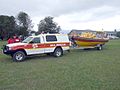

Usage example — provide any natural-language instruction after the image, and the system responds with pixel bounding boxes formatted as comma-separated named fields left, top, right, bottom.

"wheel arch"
left=14, top=49, right=27, bottom=55
left=54, top=46, right=63, bottom=52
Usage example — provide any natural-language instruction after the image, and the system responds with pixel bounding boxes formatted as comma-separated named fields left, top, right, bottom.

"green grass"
left=0, top=39, right=120, bottom=90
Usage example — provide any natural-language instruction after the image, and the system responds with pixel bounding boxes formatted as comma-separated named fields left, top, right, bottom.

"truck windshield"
left=22, top=37, right=33, bottom=43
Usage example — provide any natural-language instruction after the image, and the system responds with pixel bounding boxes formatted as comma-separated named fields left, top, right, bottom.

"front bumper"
left=3, top=49, right=15, bottom=55
left=2, top=46, right=15, bottom=55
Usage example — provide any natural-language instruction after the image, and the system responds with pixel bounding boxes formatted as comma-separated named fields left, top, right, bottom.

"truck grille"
left=3, top=45, right=9, bottom=51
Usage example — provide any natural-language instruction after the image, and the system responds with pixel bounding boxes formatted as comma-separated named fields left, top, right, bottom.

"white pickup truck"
left=3, top=34, right=71, bottom=62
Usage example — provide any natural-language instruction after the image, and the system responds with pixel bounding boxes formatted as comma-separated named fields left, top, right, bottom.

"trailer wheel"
left=97, top=45, right=102, bottom=50
left=13, top=51, right=26, bottom=62
left=53, top=48, right=63, bottom=57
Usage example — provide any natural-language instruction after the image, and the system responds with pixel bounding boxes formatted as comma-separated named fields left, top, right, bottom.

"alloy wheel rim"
left=56, top=51, right=61, bottom=56
left=16, top=54, right=23, bottom=60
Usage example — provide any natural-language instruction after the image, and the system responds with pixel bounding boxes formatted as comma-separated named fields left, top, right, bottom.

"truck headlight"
left=5, top=46, right=12, bottom=51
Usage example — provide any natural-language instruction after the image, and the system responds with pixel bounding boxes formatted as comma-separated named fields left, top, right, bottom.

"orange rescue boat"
left=73, top=36, right=109, bottom=47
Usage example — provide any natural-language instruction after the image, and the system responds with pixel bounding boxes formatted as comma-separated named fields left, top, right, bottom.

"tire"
left=97, top=45, right=102, bottom=50
left=53, top=48, right=63, bottom=57
left=13, top=51, right=26, bottom=62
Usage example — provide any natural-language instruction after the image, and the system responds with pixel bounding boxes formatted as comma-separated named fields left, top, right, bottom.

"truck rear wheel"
left=13, top=51, right=26, bottom=62
left=53, top=48, right=63, bottom=57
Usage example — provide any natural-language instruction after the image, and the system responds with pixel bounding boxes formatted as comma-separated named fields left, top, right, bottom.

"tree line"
left=0, top=11, right=61, bottom=40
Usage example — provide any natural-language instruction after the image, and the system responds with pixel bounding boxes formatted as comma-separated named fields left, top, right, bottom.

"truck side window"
left=31, top=37, right=40, bottom=43
left=46, top=35, right=57, bottom=42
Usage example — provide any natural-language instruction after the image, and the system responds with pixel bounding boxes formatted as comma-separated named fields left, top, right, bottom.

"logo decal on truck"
left=32, top=44, right=38, bottom=48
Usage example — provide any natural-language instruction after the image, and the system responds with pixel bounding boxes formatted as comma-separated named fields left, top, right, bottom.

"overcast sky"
left=0, top=0, right=120, bottom=31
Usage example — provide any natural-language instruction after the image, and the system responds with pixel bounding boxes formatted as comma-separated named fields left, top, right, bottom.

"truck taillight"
left=69, top=41, right=72, bottom=46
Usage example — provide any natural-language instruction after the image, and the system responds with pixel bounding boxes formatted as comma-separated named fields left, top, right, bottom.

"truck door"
left=27, top=37, right=44, bottom=55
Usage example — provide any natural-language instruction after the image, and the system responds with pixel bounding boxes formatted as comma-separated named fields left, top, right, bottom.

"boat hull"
left=73, top=37, right=109, bottom=47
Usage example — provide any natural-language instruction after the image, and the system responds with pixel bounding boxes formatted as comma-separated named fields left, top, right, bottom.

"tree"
left=16, top=11, right=33, bottom=36
left=0, top=15, right=16, bottom=39
left=38, top=16, right=61, bottom=33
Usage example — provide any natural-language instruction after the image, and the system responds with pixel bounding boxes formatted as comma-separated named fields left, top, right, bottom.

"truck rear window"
left=46, top=35, right=57, bottom=42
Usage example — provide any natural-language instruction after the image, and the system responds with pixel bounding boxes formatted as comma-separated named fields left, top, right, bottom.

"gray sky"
left=0, top=0, right=120, bottom=31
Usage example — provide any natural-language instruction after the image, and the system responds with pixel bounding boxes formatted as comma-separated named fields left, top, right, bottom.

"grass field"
left=0, top=40, right=120, bottom=90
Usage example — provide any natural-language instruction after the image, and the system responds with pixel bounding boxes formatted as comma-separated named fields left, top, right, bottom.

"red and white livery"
left=3, top=34, right=71, bottom=62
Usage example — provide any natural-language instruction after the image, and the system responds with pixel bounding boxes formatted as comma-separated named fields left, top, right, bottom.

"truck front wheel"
left=53, top=48, right=63, bottom=57
left=13, top=51, right=26, bottom=62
